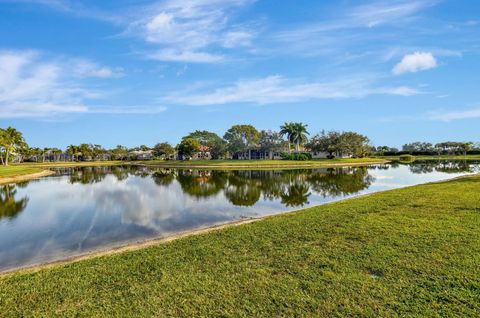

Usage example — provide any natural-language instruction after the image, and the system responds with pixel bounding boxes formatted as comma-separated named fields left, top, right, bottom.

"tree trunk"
left=5, top=149, right=9, bottom=166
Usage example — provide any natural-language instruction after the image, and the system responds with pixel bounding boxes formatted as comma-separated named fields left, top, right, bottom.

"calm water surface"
left=0, top=161, right=478, bottom=271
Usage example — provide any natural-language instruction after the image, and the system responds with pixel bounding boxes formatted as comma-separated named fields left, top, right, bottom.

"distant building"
left=129, top=150, right=154, bottom=160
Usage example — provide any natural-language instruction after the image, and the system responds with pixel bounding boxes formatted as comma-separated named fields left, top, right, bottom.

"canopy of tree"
left=306, top=130, right=371, bottom=158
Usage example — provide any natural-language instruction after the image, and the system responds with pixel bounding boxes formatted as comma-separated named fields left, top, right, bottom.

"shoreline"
left=16, top=159, right=389, bottom=170
left=139, top=160, right=389, bottom=169
left=0, top=169, right=55, bottom=185
left=2, top=172, right=473, bottom=276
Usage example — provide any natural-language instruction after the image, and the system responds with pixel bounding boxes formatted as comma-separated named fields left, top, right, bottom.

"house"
left=310, top=151, right=352, bottom=159
left=233, top=150, right=283, bottom=160
left=129, top=150, right=154, bottom=160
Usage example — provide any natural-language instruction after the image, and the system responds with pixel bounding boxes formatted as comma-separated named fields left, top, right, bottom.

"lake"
left=0, top=161, right=478, bottom=272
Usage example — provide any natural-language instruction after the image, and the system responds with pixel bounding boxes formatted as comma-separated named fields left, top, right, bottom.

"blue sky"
left=0, top=0, right=479, bottom=148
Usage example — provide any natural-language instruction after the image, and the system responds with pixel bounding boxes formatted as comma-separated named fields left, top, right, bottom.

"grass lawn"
left=0, top=165, right=44, bottom=178
left=380, top=154, right=480, bottom=161
left=1, top=175, right=479, bottom=317
left=17, top=161, right=127, bottom=168
left=16, top=158, right=387, bottom=170
left=140, top=157, right=388, bottom=168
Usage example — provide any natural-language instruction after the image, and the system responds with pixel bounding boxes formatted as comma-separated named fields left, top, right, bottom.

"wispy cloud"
left=161, top=75, right=422, bottom=106
left=347, top=0, right=437, bottom=28
left=71, top=59, right=124, bottom=78
left=146, top=49, right=224, bottom=63
left=429, top=108, right=480, bottom=121
left=271, top=0, right=438, bottom=57
left=126, top=0, right=256, bottom=63
left=0, top=50, right=159, bottom=118
left=392, top=51, right=438, bottom=75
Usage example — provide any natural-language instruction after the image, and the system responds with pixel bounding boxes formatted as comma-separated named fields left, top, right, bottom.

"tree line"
left=2, top=125, right=478, bottom=165
left=374, top=141, right=480, bottom=156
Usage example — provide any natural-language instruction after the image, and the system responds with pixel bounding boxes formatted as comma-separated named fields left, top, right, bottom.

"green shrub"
left=399, top=154, right=416, bottom=162
left=280, top=153, right=312, bottom=161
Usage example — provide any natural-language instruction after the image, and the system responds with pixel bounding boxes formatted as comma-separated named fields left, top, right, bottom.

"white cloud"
left=429, top=108, right=480, bottom=121
left=0, top=50, right=159, bottom=118
left=222, top=30, right=255, bottom=48
left=162, top=75, right=421, bottom=106
left=392, top=51, right=437, bottom=75
left=72, top=60, right=124, bottom=78
left=127, top=0, right=256, bottom=63
left=387, top=86, right=423, bottom=96
left=147, top=49, right=224, bottom=63
left=0, top=51, right=90, bottom=118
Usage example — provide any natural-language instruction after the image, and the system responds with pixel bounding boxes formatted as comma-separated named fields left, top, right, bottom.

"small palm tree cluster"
left=0, top=127, right=26, bottom=166
left=279, top=122, right=310, bottom=152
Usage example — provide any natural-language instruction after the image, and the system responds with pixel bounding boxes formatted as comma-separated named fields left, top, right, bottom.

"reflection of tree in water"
left=0, top=184, right=28, bottom=220
left=408, top=160, right=477, bottom=174
left=58, top=166, right=144, bottom=184
left=152, top=169, right=175, bottom=186
left=169, top=168, right=375, bottom=207
left=368, top=164, right=390, bottom=170
left=68, top=167, right=109, bottom=184
left=224, top=171, right=262, bottom=206
left=435, top=161, right=475, bottom=174
left=176, top=170, right=228, bottom=199
left=280, top=183, right=311, bottom=207
left=408, top=162, right=435, bottom=174
left=306, top=167, right=374, bottom=197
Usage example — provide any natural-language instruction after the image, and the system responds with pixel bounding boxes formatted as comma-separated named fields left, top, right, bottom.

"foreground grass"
left=0, top=165, right=43, bottom=178
left=1, top=175, right=480, bottom=317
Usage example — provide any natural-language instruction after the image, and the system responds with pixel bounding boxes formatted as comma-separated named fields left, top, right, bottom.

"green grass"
left=0, top=165, right=43, bottom=178
left=17, top=161, right=127, bottom=168
left=140, top=158, right=388, bottom=168
left=1, top=175, right=479, bottom=317
left=16, top=158, right=387, bottom=170
left=380, top=154, right=480, bottom=161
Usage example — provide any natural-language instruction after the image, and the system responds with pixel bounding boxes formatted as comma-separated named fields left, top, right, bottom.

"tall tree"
left=111, top=145, right=129, bottom=160
left=280, top=122, right=309, bottom=152
left=0, top=127, right=27, bottom=166
left=153, top=142, right=175, bottom=159
left=279, top=122, right=294, bottom=153
left=177, top=138, right=200, bottom=159
left=306, top=130, right=370, bottom=158
left=182, top=130, right=226, bottom=159
left=223, top=125, right=260, bottom=157
left=66, top=145, right=79, bottom=161
left=259, top=130, right=287, bottom=155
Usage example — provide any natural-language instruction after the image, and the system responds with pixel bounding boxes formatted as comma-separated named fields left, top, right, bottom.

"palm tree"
left=291, top=122, right=309, bottom=152
left=279, top=122, right=295, bottom=153
left=280, top=122, right=309, bottom=152
left=66, top=145, right=79, bottom=162
left=0, top=127, right=26, bottom=166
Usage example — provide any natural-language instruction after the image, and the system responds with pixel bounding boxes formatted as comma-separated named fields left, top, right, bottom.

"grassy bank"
left=16, top=161, right=127, bottom=168
left=380, top=154, right=480, bottom=161
left=16, top=158, right=387, bottom=169
left=139, top=158, right=388, bottom=168
left=0, top=165, right=44, bottom=178
left=1, top=175, right=479, bottom=316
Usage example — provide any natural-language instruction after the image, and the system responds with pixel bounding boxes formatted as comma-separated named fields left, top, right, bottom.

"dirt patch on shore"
left=0, top=170, right=55, bottom=185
